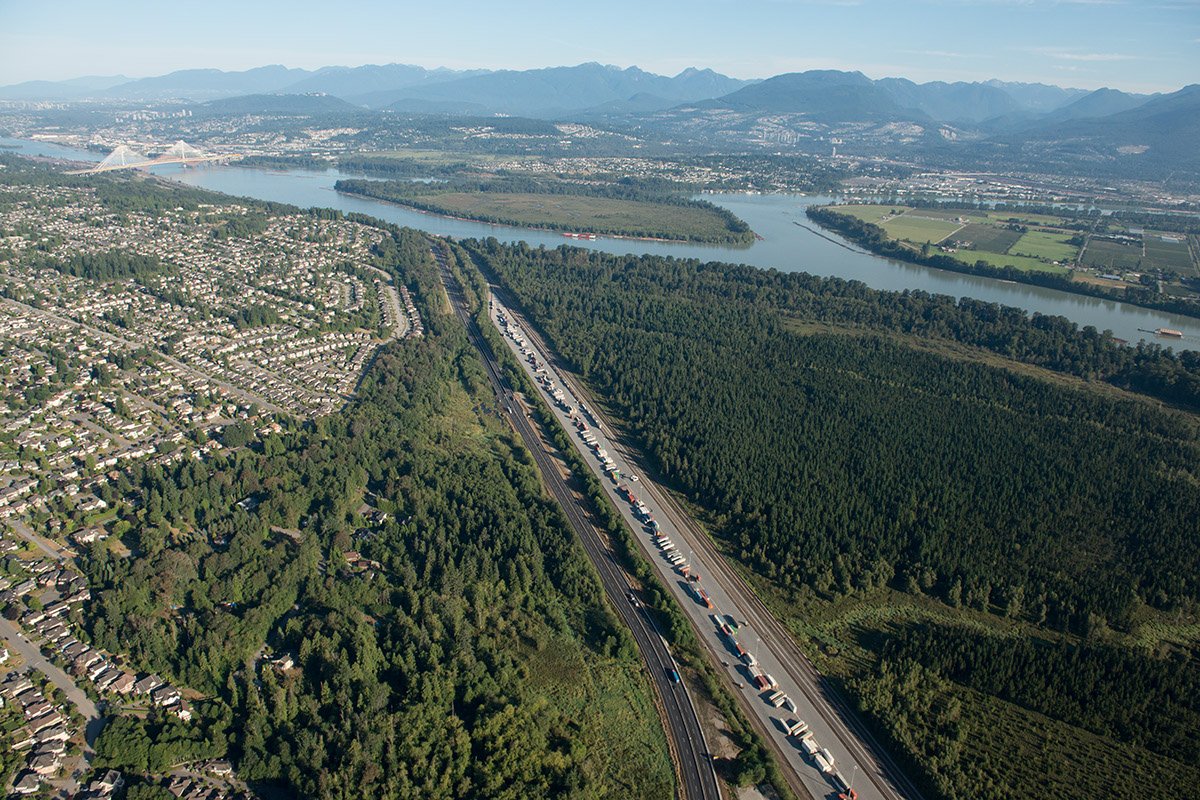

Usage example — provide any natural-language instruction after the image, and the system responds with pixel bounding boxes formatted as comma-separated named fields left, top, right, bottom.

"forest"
left=335, top=177, right=755, bottom=244
left=68, top=194, right=672, bottom=797
left=466, top=237, right=1200, bottom=798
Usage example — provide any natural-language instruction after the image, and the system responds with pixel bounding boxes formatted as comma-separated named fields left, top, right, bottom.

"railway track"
left=434, top=243, right=721, bottom=800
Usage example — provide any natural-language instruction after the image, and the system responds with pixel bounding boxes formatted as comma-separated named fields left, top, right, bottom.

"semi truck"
left=784, top=719, right=808, bottom=737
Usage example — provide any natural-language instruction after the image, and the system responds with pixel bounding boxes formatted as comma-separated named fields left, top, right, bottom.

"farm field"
left=880, top=214, right=963, bottom=244
left=1010, top=230, right=1079, bottom=263
left=952, top=223, right=1022, bottom=252
left=828, top=204, right=904, bottom=224
left=912, top=207, right=990, bottom=224
left=952, top=249, right=1070, bottom=274
left=1084, top=238, right=1144, bottom=271
left=1144, top=233, right=1195, bottom=273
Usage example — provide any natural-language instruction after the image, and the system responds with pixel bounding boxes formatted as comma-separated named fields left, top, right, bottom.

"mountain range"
left=2, top=62, right=1192, bottom=179
left=2, top=61, right=1149, bottom=124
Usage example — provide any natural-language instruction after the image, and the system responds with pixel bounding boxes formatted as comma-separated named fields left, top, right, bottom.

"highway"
left=432, top=244, right=721, bottom=800
left=484, top=283, right=922, bottom=800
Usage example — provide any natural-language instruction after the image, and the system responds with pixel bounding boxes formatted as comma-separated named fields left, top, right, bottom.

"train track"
left=433, top=244, right=722, bottom=800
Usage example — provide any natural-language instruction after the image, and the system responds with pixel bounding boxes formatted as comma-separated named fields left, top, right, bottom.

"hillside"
left=385, top=62, right=753, bottom=117
left=201, top=93, right=361, bottom=116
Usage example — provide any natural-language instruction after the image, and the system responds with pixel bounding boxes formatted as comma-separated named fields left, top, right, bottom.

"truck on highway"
left=834, top=772, right=859, bottom=800
left=784, top=719, right=809, bottom=737
left=667, top=668, right=681, bottom=684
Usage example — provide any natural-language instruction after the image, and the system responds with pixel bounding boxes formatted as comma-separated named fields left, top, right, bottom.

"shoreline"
left=806, top=205, right=1200, bottom=323
left=334, top=187, right=756, bottom=247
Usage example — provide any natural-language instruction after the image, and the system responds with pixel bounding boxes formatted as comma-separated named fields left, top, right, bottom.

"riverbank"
left=806, top=205, right=1200, bottom=321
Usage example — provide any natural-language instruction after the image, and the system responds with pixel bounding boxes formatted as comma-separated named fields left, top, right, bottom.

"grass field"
left=953, top=223, right=1022, bottom=253
left=1010, top=230, right=1079, bottom=263
left=1084, top=238, right=1144, bottom=271
left=829, top=204, right=906, bottom=224
left=880, top=215, right=963, bottom=244
left=913, top=208, right=990, bottom=225
left=525, top=636, right=674, bottom=799
left=400, top=191, right=749, bottom=242
left=952, top=249, right=1070, bottom=274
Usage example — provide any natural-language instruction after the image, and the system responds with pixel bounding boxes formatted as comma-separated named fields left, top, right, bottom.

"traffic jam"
left=493, top=296, right=863, bottom=800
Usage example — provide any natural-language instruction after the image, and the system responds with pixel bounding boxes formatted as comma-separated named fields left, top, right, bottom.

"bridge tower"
left=97, top=144, right=150, bottom=169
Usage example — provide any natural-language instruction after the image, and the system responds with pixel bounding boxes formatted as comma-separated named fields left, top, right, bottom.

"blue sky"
left=1, top=0, right=1196, bottom=92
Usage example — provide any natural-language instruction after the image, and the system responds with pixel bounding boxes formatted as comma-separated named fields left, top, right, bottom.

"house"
left=152, top=685, right=181, bottom=707
left=89, top=769, right=124, bottom=794
left=108, top=672, right=136, bottom=694
left=94, top=667, right=122, bottom=690
left=11, top=771, right=41, bottom=794
left=29, top=711, right=63, bottom=732
left=36, top=724, right=70, bottom=742
left=133, top=674, right=162, bottom=694
left=29, top=751, right=61, bottom=775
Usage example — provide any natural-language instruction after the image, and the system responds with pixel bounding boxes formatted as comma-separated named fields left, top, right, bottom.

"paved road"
left=7, top=518, right=73, bottom=563
left=434, top=244, right=721, bottom=800
left=0, top=617, right=103, bottom=753
left=486, top=284, right=922, bottom=800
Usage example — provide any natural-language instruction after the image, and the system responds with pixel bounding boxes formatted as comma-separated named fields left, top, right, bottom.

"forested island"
left=464, top=238, right=1200, bottom=799
left=335, top=177, right=755, bottom=244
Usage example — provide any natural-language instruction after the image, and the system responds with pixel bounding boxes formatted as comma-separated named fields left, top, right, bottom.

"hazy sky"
left=1, top=0, right=1197, bottom=93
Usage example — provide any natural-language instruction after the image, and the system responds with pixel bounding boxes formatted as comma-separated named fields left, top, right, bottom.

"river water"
left=6, top=136, right=1198, bottom=348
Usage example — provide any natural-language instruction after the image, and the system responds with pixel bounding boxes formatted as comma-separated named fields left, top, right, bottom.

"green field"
left=952, top=249, right=1070, bottom=274
left=828, top=204, right=905, bottom=224
left=913, top=208, right=990, bottom=225
left=1084, top=238, right=1144, bottom=271
left=953, top=223, right=1022, bottom=253
left=1144, top=233, right=1195, bottom=273
left=880, top=215, right=963, bottom=244
left=1010, top=230, right=1079, bottom=263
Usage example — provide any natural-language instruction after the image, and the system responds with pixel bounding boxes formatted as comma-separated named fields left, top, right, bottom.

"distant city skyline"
left=1, top=0, right=1196, bottom=93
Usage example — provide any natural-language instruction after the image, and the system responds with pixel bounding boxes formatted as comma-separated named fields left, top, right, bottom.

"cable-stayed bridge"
left=67, top=141, right=242, bottom=174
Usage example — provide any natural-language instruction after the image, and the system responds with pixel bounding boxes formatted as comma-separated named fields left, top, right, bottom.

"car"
left=627, top=591, right=641, bottom=608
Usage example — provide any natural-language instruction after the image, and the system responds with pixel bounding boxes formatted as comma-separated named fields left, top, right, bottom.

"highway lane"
left=486, top=284, right=919, bottom=800
left=433, top=244, right=721, bottom=800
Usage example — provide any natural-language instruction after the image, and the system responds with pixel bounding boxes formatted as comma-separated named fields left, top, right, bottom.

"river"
left=6, top=136, right=1198, bottom=348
